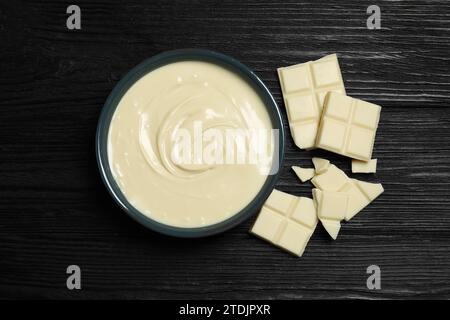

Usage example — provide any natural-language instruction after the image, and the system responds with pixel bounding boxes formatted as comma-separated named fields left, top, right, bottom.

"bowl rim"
left=95, top=49, right=285, bottom=238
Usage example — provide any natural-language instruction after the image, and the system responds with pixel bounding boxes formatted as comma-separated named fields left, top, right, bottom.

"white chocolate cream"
left=108, top=60, right=275, bottom=228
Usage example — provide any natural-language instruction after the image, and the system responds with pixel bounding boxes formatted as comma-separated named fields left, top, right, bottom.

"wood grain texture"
left=0, top=0, right=449, bottom=299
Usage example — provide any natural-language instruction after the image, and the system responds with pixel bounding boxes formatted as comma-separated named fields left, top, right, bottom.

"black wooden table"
left=1, top=0, right=449, bottom=299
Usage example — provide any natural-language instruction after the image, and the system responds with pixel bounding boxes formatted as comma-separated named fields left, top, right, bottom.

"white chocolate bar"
left=312, top=162, right=384, bottom=222
left=292, top=166, right=315, bottom=182
left=315, top=179, right=384, bottom=239
left=312, top=157, right=330, bottom=174
left=277, top=54, right=346, bottom=149
left=251, top=189, right=317, bottom=256
left=352, top=159, right=377, bottom=173
left=316, top=92, right=381, bottom=161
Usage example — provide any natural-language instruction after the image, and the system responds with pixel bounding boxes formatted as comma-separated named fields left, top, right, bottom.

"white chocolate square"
left=291, top=197, right=317, bottom=228
left=318, top=191, right=348, bottom=221
left=286, top=95, right=318, bottom=121
left=352, top=159, right=377, bottom=173
left=292, top=166, right=315, bottom=182
left=353, top=100, right=380, bottom=129
left=278, top=54, right=346, bottom=149
left=325, top=92, right=352, bottom=120
left=317, top=117, right=347, bottom=152
left=312, top=157, right=330, bottom=174
left=251, top=207, right=284, bottom=240
left=316, top=92, right=381, bottom=161
left=280, top=65, right=311, bottom=93
left=311, top=59, right=342, bottom=87
left=265, top=187, right=292, bottom=213
left=347, top=126, right=375, bottom=159
left=250, top=189, right=318, bottom=257
left=278, top=222, right=312, bottom=255
left=292, top=122, right=318, bottom=148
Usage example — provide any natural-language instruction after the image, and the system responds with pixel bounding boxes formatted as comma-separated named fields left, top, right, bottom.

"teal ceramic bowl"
left=96, top=49, right=285, bottom=237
